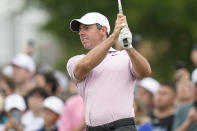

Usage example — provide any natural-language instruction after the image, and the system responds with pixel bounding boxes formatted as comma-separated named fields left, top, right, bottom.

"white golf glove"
left=118, top=27, right=133, bottom=49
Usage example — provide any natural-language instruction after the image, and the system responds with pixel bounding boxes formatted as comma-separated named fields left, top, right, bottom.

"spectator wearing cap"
left=3, top=94, right=26, bottom=131
left=11, top=53, right=36, bottom=96
left=37, top=96, right=64, bottom=131
left=135, top=77, right=160, bottom=113
left=149, top=83, right=176, bottom=131
left=173, top=70, right=197, bottom=131
left=22, top=87, right=48, bottom=131
left=59, top=80, right=85, bottom=131
left=0, top=74, right=15, bottom=128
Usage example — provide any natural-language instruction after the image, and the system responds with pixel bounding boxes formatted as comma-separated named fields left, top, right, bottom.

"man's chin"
left=83, top=44, right=91, bottom=50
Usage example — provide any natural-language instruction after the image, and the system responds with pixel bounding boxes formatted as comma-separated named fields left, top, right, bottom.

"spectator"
left=174, top=63, right=193, bottom=107
left=35, top=72, right=46, bottom=88
left=0, top=74, right=15, bottom=129
left=134, top=99, right=152, bottom=131
left=11, top=53, right=36, bottom=96
left=4, top=94, right=26, bottom=131
left=1, top=42, right=35, bottom=77
left=59, top=80, right=85, bottom=131
left=37, top=96, right=64, bottom=131
left=0, top=92, right=6, bottom=130
left=173, top=71, right=197, bottom=131
left=22, top=87, right=48, bottom=131
left=61, top=78, right=79, bottom=101
left=149, top=83, right=176, bottom=131
left=54, top=71, right=69, bottom=93
left=190, top=44, right=197, bottom=67
left=35, top=72, right=61, bottom=96
left=135, top=77, right=160, bottom=113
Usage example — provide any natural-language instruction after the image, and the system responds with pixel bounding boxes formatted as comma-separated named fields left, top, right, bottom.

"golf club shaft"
left=118, top=0, right=123, bottom=14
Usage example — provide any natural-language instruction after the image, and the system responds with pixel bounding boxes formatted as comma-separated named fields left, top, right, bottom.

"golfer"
left=67, top=12, right=151, bottom=131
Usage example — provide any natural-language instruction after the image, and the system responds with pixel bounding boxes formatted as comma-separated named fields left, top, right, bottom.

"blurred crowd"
left=133, top=45, right=197, bottom=131
left=0, top=44, right=85, bottom=131
left=0, top=43, right=197, bottom=131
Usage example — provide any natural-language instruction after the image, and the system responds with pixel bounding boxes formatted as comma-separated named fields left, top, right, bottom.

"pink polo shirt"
left=67, top=48, right=136, bottom=126
left=59, top=94, right=85, bottom=131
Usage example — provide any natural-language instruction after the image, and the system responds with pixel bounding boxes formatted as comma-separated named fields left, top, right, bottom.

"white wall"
left=0, top=1, right=60, bottom=67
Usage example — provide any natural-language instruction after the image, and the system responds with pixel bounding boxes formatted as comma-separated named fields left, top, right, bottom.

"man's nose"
left=79, top=30, right=85, bottom=36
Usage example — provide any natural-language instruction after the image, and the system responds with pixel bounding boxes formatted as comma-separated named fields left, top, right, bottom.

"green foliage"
left=27, top=0, right=197, bottom=81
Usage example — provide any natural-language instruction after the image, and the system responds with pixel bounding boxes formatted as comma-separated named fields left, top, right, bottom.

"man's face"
left=28, top=95, right=44, bottom=113
left=78, top=24, right=104, bottom=49
left=176, top=83, right=193, bottom=102
left=136, top=87, right=153, bottom=108
left=12, top=65, right=30, bottom=85
left=154, top=85, right=175, bottom=109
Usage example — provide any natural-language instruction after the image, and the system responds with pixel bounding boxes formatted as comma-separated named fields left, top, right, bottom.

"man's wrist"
left=108, top=34, right=117, bottom=44
left=125, top=47, right=134, bottom=51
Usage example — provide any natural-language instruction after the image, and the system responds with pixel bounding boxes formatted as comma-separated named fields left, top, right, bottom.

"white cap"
left=54, top=71, right=69, bottom=90
left=191, top=68, right=197, bottom=83
left=2, top=65, right=13, bottom=77
left=70, top=12, right=110, bottom=34
left=43, top=96, right=64, bottom=115
left=4, top=94, right=26, bottom=112
left=11, top=53, right=36, bottom=73
left=139, top=77, right=160, bottom=94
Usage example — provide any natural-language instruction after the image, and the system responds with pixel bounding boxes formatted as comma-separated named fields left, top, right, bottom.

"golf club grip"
left=118, top=0, right=129, bottom=47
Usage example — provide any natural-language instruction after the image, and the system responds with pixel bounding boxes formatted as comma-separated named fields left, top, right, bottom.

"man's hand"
left=118, top=27, right=133, bottom=49
left=21, top=42, right=34, bottom=56
left=112, top=13, right=132, bottom=49
left=4, top=118, right=23, bottom=131
left=187, top=107, right=197, bottom=124
left=112, top=14, right=128, bottom=41
left=174, top=68, right=190, bottom=82
left=177, top=107, right=197, bottom=131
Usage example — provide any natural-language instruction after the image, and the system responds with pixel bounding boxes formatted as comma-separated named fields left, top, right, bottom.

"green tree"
left=26, top=0, right=197, bottom=81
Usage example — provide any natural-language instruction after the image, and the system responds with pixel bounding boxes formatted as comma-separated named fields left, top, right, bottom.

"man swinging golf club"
left=67, top=10, right=151, bottom=131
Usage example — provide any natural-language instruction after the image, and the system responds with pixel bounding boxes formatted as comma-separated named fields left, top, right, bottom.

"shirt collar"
left=108, top=47, right=117, bottom=52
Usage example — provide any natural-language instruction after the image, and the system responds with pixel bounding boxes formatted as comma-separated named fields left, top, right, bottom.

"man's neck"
left=32, top=110, right=42, bottom=117
left=154, top=106, right=175, bottom=118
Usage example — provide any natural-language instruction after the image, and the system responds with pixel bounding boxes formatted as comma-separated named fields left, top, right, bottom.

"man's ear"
left=101, top=26, right=107, bottom=36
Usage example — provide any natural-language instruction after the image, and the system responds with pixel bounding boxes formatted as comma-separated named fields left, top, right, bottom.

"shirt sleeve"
left=121, top=50, right=136, bottom=78
left=129, top=60, right=137, bottom=79
left=66, top=55, right=85, bottom=83
left=172, top=104, right=191, bottom=130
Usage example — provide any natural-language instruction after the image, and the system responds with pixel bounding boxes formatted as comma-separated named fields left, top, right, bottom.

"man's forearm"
left=176, top=120, right=192, bottom=131
left=74, top=34, right=116, bottom=80
left=126, top=48, right=151, bottom=79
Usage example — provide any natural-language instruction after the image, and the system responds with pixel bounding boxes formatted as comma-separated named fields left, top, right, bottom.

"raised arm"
left=176, top=108, right=197, bottom=131
left=74, top=14, right=123, bottom=80
left=126, top=48, right=151, bottom=79
left=116, top=14, right=151, bottom=79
